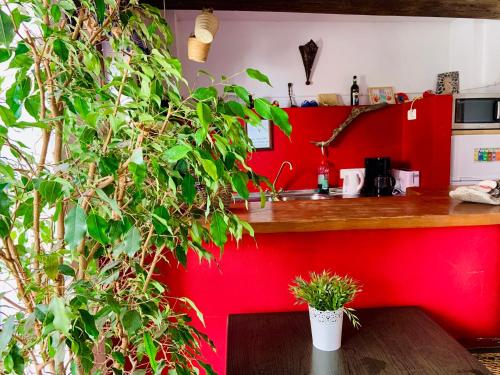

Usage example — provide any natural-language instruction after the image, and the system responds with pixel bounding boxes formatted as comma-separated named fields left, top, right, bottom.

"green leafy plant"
left=290, top=271, right=361, bottom=327
left=0, top=1, right=291, bottom=374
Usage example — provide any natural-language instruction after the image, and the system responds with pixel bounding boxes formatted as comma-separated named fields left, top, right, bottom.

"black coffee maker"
left=361, top=157, right=396, bottom=197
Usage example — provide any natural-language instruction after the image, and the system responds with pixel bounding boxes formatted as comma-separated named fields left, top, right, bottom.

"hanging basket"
left=188, top=35, right=211, bottom=63
left=194, top=9, right=219, bottom=44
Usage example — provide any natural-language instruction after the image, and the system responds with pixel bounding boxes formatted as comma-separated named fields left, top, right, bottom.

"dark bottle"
left=317, top=146, right=330, bottom=194
left=248, top=94, right=254, bottom=109
left=350, top=75, right=360, bottom=106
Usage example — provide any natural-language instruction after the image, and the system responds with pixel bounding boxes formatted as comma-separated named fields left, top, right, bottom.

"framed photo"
left=368, top=87, right=396, bottom=105
left=246, top=119, right=273, bottom=150
left=436, top=71, right=459, bottom=94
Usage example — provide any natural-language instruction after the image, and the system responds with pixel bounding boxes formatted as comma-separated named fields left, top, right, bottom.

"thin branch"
left=311, top=103, right=388, bottom=147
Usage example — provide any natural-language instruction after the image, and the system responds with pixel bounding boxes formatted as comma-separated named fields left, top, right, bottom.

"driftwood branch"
left=311, top=103, right=388, bottom=147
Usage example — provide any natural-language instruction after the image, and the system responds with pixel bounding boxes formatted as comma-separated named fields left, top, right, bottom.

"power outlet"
left=407, top=109, right=417, bottom=120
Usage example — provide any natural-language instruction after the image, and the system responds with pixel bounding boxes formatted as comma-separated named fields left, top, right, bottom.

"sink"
left=234, top=189, right=343, bottom=203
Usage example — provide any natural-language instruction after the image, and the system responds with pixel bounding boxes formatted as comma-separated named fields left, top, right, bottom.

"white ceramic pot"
left=194, top=10, right=219, bottom=44
left=308, top=305, right=344, bottom=351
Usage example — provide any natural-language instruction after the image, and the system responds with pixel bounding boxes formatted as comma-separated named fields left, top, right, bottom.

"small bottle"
left=317, top=146, right=330, bottom=194
left=350, top=75, right=360, bottom=106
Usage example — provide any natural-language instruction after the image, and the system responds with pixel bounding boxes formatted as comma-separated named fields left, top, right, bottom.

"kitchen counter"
left=164, top=188, right=500, bottom=374
left=231, top=189, right=500, bottom=233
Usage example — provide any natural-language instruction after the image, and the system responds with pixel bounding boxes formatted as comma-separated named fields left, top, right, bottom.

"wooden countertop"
left=230, top=190, right=500, bottom=233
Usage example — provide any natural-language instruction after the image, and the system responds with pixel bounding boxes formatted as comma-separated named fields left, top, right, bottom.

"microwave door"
left=454, top=98, right=500, bottom=129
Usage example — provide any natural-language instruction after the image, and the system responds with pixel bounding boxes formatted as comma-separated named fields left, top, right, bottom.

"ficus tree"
left=0, top=0, right=291, bottom=374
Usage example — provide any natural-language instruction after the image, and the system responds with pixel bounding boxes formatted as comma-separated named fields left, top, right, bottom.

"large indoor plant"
left=0, top=1, right=291, bottom=373
left=290, top=271, right=360, bottom=351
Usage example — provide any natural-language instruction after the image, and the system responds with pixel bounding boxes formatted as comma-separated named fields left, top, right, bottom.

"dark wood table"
left=227, top=307, right=489, bottom=375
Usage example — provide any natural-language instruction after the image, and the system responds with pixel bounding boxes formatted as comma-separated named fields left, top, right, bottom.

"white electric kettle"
left=340, top=168, right=365, bottom=196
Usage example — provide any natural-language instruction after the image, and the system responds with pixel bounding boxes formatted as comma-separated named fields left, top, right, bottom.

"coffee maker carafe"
left=361, top=157, right=395, bottom=197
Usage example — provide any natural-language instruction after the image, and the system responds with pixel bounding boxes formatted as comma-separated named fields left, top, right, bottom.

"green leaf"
left=197, top=102, right=212, bottom=128
left=243, top=106, right=261, bottom=126
left=53, top=39, right=69, bottom=62
left=0, top=316, right=15, bottom=353
left=9, top=344, right=24, bottom=375
left=0, top=216, right=9, bottom=237
left=246, top=68, right=272, bottom=86
left=0, top=48, right=10, bottom=63
left=79, top=310, right=99, bottom=339
left=152, top=206, right=170, bottom=235
left=226, top=101, right=245, bottom=118
left=271, top=105, right=292, bottom=137
left=14, top=43, right=28, bottom=57
left=112, top=351, right=125, bottom=366
left=0, top=10, right=14, bottom=47
left=64, top=206, right=87, bottom=250
left=50, top=5, right=62, bottom=22
left=198, top=360, right=217, bottom=375
left=44, top=253, right=59, bottom=281
left=182, top=174, right=196, bottom=204
left=0, top=105, right=16, bottom=126
left=210, top=211, right=227, bottom=248
left=119, top=226, right=141, bottom=257
left=58, top=264, right=75, bottom=277
left=94, top=0, right=105, bottom=24
left=86, top=214, right=110, bottom=244
left=8, top=54, right=33, bottom=71
left=200, top=158, right=218, bottom=180
left=254, top=98, right=272, bottom=119
left=4, top=354, right=13, bottom=373
left=163, top=144, right=191, bottom=162
left=175, top=245, right=187, bottom=267
left=11, top=8, right=30, bottom=29
left=49, top=297, right=71, bottom=336
left=234, top=86, right=250, bottom=105
left=24, top=95, right=40, bottom=120
left=59, top=0, right=76, bottom=11
left=39, top=180, right=63, bottom=204
left=96, top=189, right=122, bottom=219
left=232, top=172, right=249, bottom=200
left=143, top=332, right=158, bottom=372
left=122, top=310, right=142, bottom=336
left=192, top=87, right=217, bottom=101
left=128, top=148, right=147, bottom=187
left=180, top=297, right=205, bottom=327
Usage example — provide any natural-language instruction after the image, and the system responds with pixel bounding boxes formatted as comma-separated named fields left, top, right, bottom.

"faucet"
left=271, top=161, right=293, bottom=200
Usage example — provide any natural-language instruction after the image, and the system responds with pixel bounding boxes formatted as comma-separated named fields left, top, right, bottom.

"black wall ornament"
left=299, top=39, right=318, bottom=85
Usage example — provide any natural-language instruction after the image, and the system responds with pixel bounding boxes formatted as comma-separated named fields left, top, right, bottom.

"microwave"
left=452, top=93, right=500, bottom=130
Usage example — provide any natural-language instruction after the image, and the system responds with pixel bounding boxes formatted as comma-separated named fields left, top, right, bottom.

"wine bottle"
left=317, top=146, right=330, bottom=194
left=350, top=75, right=360, bottom=106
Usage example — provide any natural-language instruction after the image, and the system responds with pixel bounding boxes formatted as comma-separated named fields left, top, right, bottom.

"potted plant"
left=290, top=271, right=360, bottom=351
left=0, top=1, right=291, bottom=373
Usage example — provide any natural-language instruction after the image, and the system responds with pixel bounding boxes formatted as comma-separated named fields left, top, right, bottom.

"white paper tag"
left=407, top=109, right=417, bottom=120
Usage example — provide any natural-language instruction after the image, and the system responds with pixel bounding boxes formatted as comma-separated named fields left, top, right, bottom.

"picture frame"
left=368, top=87, right=396, bottom=105
left=246, top=119, right=273, bottom=150
left=436, top=71, right=459, bottom=94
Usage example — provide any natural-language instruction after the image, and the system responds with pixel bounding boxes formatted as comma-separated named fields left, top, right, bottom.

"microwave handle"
left=496, top=100, right=500, bottom=121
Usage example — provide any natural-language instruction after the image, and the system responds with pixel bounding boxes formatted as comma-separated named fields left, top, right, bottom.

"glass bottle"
left=350, top=75, right=360, bottom=106
left=317, top=146, right=330, bottom=194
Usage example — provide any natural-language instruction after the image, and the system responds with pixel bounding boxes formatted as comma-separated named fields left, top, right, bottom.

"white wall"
left=166, top=11, right=500, bottom=104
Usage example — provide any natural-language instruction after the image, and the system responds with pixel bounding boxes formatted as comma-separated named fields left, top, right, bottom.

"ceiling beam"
left=145, top=0, right=500, bottom=19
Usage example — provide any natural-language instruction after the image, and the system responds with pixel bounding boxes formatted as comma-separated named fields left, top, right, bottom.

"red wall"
left=248, top=95, right=452, bottom=190
left=161, top=225, right=500, bottom=374
left=161, top=97, right=469, bottom=374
